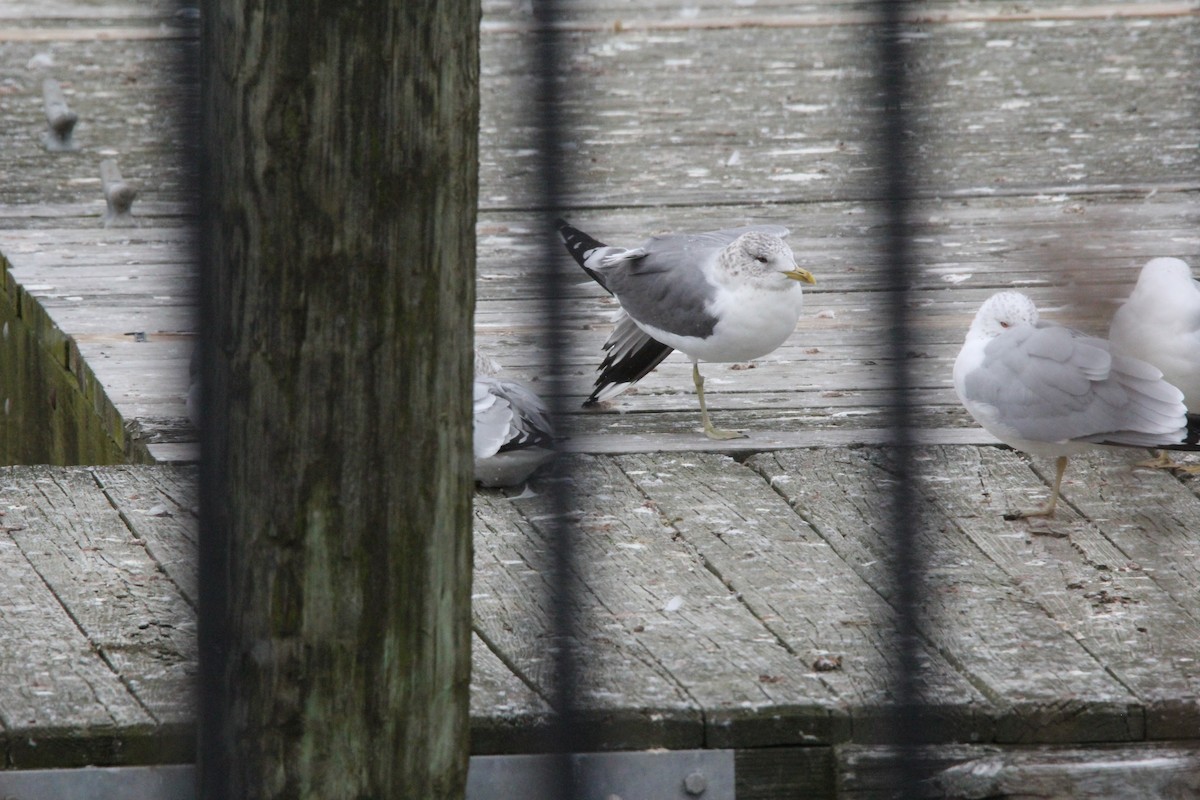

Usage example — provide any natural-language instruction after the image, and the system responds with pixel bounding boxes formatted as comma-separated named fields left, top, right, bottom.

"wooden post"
left=196, top=1, right=479, bottom=797
left=99, top=159, right=137, bottom=227
left=42, top=78, right=78, bottom=151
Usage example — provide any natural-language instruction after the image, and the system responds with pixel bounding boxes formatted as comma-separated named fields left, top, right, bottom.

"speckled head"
left=724, top=231, right=815, bottom=285
left=970, top=291, right=1038, bottom=339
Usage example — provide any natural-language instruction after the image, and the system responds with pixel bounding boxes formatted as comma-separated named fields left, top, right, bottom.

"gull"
left=557, top=219, right=815, bottom=440
left=474, top=351, right=555, bottom=488
left=954, top=291, right=1187, bottom=519
left=1108, top=257, right=1200, bottom=473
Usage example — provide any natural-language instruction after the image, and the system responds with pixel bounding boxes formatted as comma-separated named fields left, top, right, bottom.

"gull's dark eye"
left=755, top=255, right=769, bottom=264
left=999, top=321, right=1011, bottom=328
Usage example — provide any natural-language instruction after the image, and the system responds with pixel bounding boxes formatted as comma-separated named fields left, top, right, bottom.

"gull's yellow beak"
left=784, top=267, right=816, bottom=285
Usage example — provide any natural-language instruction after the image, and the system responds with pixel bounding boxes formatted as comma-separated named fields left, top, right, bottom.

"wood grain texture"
left=477, top=13, right=1199, bottom=208
left=615, top=451, right=989, bottom=745
left=197, top=0, right=480, bottom=796
left=838, top=742, right=1200, bottom=800
left=0, top=467, right=189, bottom=768
left=3, top=468, right=195, bottom=725
left=91, top=465, right=199, bottom=609
left=924, top=446, right=1200, bottom=740
left=469, top=631, right=555, bottom=755
left=749, top=448, right=1145, bottom=743
left=473, top=483, right=707, bottom=750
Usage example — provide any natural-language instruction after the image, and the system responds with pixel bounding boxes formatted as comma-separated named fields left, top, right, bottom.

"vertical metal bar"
left=874, top=0, right=926, bottom=795
left=167, top=1, right=227, bottom=795
left=184, top=1, right=232, bottom=795
left=529, top=1, right=585, bottom=798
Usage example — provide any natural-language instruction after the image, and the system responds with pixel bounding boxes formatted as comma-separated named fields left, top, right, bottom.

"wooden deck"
left=2, top=0, right=1200, bottom=796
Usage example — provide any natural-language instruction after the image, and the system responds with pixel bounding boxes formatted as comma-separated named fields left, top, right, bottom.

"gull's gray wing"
left=964, top=322, right=1186, bottom=446
left=473, top=379, right=513, bottom=459
left=474, top=376, right=554, bottom=459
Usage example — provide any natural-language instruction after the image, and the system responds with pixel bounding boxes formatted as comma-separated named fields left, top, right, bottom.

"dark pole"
left=530, top=0, right=586, bottom=795
left=875, top=0, right=926, bottom=795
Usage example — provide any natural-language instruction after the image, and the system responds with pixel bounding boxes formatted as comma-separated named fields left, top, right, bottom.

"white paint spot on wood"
left=768, top=172, right=824, bottom=183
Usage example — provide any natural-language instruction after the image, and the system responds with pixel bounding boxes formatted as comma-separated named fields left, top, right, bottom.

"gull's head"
left=729, top=231, right=816, bottom=286
left=970, top=291, right=1038, bottom=340
left=1137, top=257, right=1194, bottom=290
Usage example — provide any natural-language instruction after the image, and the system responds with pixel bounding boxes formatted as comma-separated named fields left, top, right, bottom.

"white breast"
left=639, top=282, right=805, bottom=362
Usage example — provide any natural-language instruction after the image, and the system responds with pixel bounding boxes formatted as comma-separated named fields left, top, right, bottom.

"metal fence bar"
left=874, top=0, right=928, bottom=795
left=180, top=0, right=231, bottom=792
left=529, top=1, right=587, bottom=798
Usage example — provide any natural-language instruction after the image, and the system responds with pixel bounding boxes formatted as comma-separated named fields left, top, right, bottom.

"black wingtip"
left=1160, top=413, right=1200, bottom=451
left=555, top=218, right=608, bottom=269
left=584, top=339, right=674, bottom=405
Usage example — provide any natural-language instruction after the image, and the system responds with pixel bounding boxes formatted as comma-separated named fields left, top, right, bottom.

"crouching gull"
left=474, top=351, right=555, bottom=488
left=1108, top=257, right=1200, bottom=473
left=556, top=219, right=816, bottom=440
left=954, top=291, right=1188, bottom=519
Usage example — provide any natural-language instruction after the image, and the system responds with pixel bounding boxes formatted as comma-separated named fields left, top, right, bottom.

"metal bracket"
left=0, top=765, right=193, bottom=800
left=466, top=749, right=736, bottom=800
left=0, top=750, right=736, bottom=799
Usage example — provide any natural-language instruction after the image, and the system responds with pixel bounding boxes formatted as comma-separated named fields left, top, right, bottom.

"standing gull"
left=474, top=351, right=555, bottom=488
left=954, top=291, right=1187, bottom=519
left=557, top=219, right=816, bottom=440
left=1108, top=257, right=1200, bottom=473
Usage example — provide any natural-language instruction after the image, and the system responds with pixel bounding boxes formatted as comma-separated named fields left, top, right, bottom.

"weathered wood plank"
left=921, top=446, right=1200, bottom=740
left=838, top=742, right=1200, bottom=800
left=473, top=487, right=706, bottom=750
left=2, top=467, right=196, bottom=732
left=0, top=0, right=177, bottom=21
left=477, top=450, right=998, bottom=749
left=735, top=745, right=836, bottom=800
left=477, top=16, right=1200, bottom=207
left=90, top=465, right=199, bottom=609
left=142, top=441, right=199, bottom=464
left=475, top=197, right=1200, bottom=294
left=481, top=0, right=1200, bottom=29
left=565, top=427, right=999, bottom=455
left=1059, top=450, right=1200, bottom=628
left=470, top=633, right=555, bottom=755
left=748, top=448, right=1143, bottom=743
left=522, top=455, right=853, bottom=747
left=614, top=451, right=993, bottom=745
left=0, top=513, right=155, bottom=768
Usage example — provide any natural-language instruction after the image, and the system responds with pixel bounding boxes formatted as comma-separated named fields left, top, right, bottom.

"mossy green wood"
left=199, top=1, right=479, bottom=797
left=0, top=279, right=125, bottom=466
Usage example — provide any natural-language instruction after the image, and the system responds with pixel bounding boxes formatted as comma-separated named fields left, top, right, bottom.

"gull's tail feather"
left=556, top=219, right=675, bottom=405
left=586, top=340, right=674, bottom=406
left=1162, top=413, right=1200, bottom=450
left=555, top=218, right=625, bottom=292
left=585, top=313, right=674, bottom=406
left=555, top=218, right=606, bottom=266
